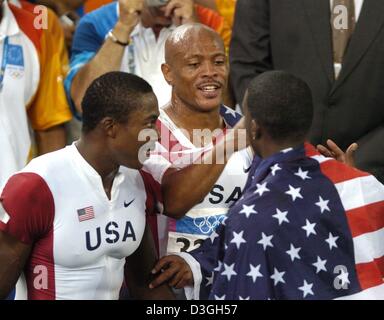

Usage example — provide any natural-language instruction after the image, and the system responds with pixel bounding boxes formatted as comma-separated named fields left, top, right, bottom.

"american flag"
left=188, top=143, right=384, bottom=300
left=77, top=206, right=95, bottom=222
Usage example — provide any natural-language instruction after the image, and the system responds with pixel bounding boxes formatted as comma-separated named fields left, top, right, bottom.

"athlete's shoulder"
left=3, top=171, right=49, bottom=198
left=1, top=171, right=55, bottom=244
left=119, top=166, right=145, bottom=185
left=23, top=146, right=73, bottom=178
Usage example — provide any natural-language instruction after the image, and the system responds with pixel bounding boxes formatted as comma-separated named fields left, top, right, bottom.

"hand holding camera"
left=118, top=0, right=144, bottom=29
left=164, top=0, right=198, bottom=26
left=147, top=0, right=199, bottom=26
left=114, top=0, right=144, bottom=43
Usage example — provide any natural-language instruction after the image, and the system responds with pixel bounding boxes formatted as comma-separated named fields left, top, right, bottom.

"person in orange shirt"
left=83, top=0, right=111, bottom=12
left=195, top=0, right=235, bottom=28
left=24, top=1, right=84, bottom=48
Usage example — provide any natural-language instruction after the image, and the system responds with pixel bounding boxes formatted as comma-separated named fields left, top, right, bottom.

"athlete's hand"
left=149, top=255, right=193, bottom=289
left=118, top=0, right=143, bottom=29
left=164, top=0, right=199, bottom=26
left=317, top=139, right=358, bottom=167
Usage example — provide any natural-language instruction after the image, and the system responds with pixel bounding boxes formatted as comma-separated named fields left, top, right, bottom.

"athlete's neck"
left=75, top=138, right=119, bottom=198
left=254, top=136, right=304, bottom=159
left=165, top=98, right=224, bottom=147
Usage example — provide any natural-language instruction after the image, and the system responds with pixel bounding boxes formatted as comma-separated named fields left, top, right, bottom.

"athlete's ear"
left=161, top=63, right=173, bottom=86
left=101, top=117, right=117, bottom=138
left=250, top=119, right=262, bottom=141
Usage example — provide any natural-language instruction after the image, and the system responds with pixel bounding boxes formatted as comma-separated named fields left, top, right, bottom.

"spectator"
left=25, top=0, right=84, bottom=48
left=195, top=0, right=236, bottom=27
left=0, top=0, right=72, bottom=188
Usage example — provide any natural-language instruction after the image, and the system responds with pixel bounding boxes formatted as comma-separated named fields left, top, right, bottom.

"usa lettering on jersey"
left=85, top=220, right=137, bottom=251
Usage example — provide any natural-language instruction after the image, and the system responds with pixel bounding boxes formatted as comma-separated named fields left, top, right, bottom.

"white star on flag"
left=254, top=182, right=270, bottom=197
left=272, top=208, right=289, bottom=225
left=281, top=148, right=293, bottom=153
left=246, top=264, right=263, bottom=283
left=206, top=272, right=214, bottom=287
left=285, top=185, right=303, bottom=201
left=294, top=167, right=311, bottom=180
left=298, top=280, right=314, bottom=298
left=312, top=256, right=327, bottom=274
left=325, top=232, right=339, bottom=250
left=210, top=230, right=219, bottom=243
left=257, top=232, right=274, bottom=250
left=286, top=244, right=301, bottom=262
left=225, top=108, right=237, bottom=118
left=302, top=219, right=317, bottom=237
left=221, top=263, right=237, bottom=281
left=270, top=268, right=286, bottom=286
left=231, top=230, right=247, bottom=249
left=214, top=294, right=226, bottom=300
left=315, top=196, right=330, bottom=213
left=239, top=204, right=257, bottom=218
left=239, top=296, right=250, bottom=300
left=270, top=163, right=282, bottom=176
left=214, top=261, right=222, bottom=272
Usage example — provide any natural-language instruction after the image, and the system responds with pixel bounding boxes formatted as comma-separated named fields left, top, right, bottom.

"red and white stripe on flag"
left=306, top=144, right=384, bottom=298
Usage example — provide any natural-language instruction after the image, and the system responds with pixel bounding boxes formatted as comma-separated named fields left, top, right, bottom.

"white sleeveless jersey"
left=143, top=106, right=253, bottom=255
left=0, top=144, right=160, bottom=300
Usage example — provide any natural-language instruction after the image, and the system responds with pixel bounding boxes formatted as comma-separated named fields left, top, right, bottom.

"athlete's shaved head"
left=161, top=23, right=227, bottom=113
left=164, top=23, right=225, bottom=66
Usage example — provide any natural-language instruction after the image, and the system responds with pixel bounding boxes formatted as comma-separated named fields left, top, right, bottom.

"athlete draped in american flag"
left=149, top=71, right=384, bottom=300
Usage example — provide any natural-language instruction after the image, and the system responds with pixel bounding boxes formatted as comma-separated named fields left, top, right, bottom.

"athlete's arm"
left=0, top=231, right=31, bottom=299
left=162, top=119, right=248, bottom=219
left=70, top=0, right=142, bottom=112
left=0, top=173, right=55, bottom=299
left=124, top=223, right=175, bottom=299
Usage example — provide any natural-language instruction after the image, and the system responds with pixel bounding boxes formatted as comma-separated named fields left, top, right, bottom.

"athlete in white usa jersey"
left=1, top=145, right=158, bottom=299
left=142, top=24, right=254, bottom=258
left=0, top=72, right=174, bottom=300
left=145, top=106, right=253, bottom=255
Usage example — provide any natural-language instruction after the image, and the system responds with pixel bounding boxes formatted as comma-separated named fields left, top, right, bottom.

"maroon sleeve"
left=0, top=173, right=55, bottom=244
left=140, top=170, right=163, bottom=216
left=139, top=170, right=163, bottom=256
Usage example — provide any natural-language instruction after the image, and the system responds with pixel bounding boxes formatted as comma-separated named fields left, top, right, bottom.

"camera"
left=146, top=0, right=169, bottom=7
